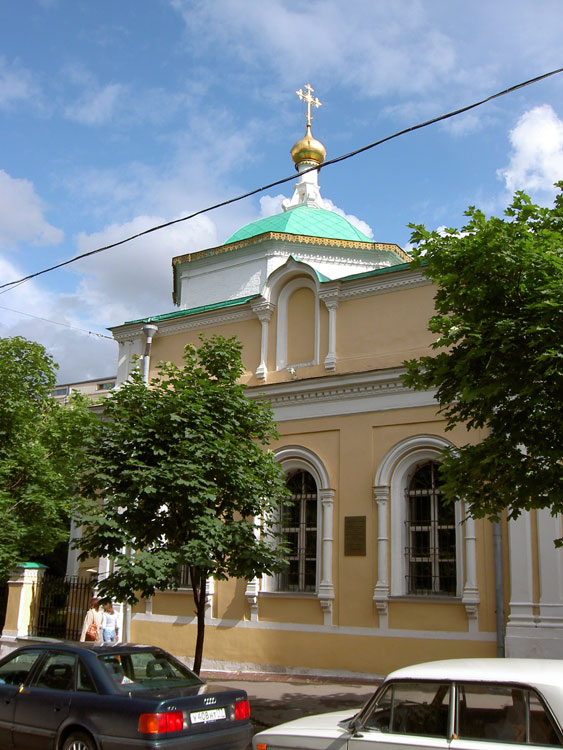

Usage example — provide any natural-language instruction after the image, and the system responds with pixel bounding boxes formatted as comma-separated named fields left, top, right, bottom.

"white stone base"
left=505, top=626, right=563, bottom=658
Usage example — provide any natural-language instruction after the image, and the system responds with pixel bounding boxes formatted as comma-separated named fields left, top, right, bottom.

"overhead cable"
left=0, top=304, right=114, bottom=340
left=0, top=66, right=562, bottom=294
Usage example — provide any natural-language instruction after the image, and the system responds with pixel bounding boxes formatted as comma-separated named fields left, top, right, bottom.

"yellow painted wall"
left=131, top=617, right=496, bottom=677
left=336, top=284, right=436, bottom=372
left=287, top=287, right=315, bottom=365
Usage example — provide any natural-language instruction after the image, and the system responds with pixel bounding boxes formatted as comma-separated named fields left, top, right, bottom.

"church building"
left=92, top=86, right=563, bottom=676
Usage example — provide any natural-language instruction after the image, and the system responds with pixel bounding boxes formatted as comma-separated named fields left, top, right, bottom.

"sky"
left=1, top=0, right=562, bottom=383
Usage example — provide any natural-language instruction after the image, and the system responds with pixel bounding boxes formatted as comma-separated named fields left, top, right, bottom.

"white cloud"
left=498, top=105, right=563, bottom=199
left=172, top=0, right=459, bottom=100
left=322, top=198, right=374, bottom=238
left=65, top=82, right=125, bottom=125
left=0, top=56, right=37, bottom=109
left=0, top=170, right=63, bottom=248
left=0, top=253, right=116, bottom=383
left=72, top=212, right=218, bottom=325
left=259, top=194, right=284, bottom=217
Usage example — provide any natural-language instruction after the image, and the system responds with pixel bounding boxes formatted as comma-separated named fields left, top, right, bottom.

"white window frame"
left=375, top=435, right=464, bottom=599
left=258, top=446, right=335, bottom=623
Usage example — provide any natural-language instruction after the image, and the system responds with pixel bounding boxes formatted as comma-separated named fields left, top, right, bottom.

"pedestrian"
left=80, top=597, right=103, bottom=642
left=101, top=601, right=119, bottom=643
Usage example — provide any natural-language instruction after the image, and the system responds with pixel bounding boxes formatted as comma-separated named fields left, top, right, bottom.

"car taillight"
left=138, top=711, right=184, bottom=734
left=255, top=744, right=268, bottom=750
left=234, top=699, right=251, bottom=720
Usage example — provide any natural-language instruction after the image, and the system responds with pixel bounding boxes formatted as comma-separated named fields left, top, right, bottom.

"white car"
left=253, top=658, right=563, bottom=750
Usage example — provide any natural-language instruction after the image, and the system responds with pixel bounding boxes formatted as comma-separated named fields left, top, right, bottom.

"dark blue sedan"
left=0, top=642, right=252, bottom=749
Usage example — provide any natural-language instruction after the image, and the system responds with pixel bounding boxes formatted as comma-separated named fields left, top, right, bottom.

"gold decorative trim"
left=172, top=232, right=411, bottom=266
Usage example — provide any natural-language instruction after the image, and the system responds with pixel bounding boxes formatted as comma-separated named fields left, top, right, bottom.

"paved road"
left=205, top=673, right=379, bottom=748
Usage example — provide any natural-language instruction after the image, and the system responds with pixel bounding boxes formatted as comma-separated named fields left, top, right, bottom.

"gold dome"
left=290, top=123, right=327, bottom=169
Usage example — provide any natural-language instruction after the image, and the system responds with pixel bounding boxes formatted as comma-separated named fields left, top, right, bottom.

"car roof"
left=9, top=641, right=164, bottom=655
left=387, top=658, right=563, bottom=690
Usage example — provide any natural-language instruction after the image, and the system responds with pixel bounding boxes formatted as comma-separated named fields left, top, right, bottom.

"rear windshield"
left=98, top=651, right=203, bottom=693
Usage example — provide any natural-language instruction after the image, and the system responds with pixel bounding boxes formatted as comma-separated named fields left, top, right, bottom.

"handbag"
left=85, top=622, right=98, bottom=641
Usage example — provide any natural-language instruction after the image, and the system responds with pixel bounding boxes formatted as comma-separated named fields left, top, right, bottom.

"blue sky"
left=1, top=0, right=562, bottom=382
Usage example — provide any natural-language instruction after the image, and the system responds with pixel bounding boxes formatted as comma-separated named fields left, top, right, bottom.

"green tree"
left=403, top=187, right=563, bottom=524
left=0, top=336, right=95, bottom=582
left=78, top=335, right=289, bottom=673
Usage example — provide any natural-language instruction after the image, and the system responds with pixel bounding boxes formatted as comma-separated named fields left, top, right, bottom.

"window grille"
left=174, top=564, right=191, bottom=589
left=405, top=461, right=456, bottom=596
left=278, top=469, right=317, bottom=592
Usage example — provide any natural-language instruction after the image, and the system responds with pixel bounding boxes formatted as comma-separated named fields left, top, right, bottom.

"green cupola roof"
left=225, top=205, right=373, bottom=245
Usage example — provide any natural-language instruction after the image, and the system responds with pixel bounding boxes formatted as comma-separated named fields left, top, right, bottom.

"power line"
left=1, top=66, right=561, bottom=294
left=0, top=304, right=114, bottom=340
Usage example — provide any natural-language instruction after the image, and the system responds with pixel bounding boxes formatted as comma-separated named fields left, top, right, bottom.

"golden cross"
left=296, top=83, right=322, bottom=127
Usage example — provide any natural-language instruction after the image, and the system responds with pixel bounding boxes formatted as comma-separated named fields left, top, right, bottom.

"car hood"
left=256, top=709, right=355, bottom=741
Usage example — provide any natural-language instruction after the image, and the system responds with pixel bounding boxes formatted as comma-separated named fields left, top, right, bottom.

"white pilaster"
left=372, top=486, right=390, bottom=629
left=507, top=512, right=535, bottom=627
left=461, top=511, right=480, bottom=632
left=320, top=290, right=340, bottom=370
left=505, top=511, right=537, bottom=656
left=537, top=509, right=563, bottom=624
left=251, top=300, right=274, bottom=382
left=318, top=489, right=335, bottom=624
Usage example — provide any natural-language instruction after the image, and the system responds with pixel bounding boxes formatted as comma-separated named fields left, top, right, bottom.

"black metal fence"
left=30, top=575, right=93, bottom=641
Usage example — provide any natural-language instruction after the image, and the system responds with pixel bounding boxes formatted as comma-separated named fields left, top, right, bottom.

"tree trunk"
left=191, top=568, right=207, bottom=675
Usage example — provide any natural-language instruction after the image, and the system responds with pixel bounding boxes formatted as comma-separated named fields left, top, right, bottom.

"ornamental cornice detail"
left=247, top=370, right=411, bottom=410
left=172, top=232, right=410, bottom=266
left=340, top=270, right=430, bottom=300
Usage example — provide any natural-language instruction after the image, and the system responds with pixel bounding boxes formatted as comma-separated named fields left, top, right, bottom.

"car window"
left=0, top=649, right=43, bottom=686
left=77, top=659, right=97, bottom=693
left=457, top=683, right=561, bottom=746
left=32, top=652, right=76, bottom=692
left=98, top=651, right=203, bottom=693
left=364, top=681, right=450, bottom=737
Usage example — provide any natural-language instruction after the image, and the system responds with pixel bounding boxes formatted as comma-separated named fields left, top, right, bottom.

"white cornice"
left=339, top=267, right=430, bottom=300
left=247, top=368, right=438, bottom=421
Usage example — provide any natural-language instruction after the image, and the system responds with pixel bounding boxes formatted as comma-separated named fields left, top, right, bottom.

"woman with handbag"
left=80, top=597, right=103, bottom=642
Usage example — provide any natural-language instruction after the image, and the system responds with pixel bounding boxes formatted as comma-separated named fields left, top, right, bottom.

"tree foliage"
left=403, top=187, right=563, bottom=523
left=0, top=336, right=95, bottom=582
left=77, top=335, right=290, bottom=673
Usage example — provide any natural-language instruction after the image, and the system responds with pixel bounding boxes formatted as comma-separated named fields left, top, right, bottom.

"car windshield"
left=98, top=650, right=203, bottom=693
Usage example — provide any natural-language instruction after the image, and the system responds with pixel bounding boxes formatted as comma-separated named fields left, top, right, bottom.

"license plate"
left=190, top=708, right=226, bottom=724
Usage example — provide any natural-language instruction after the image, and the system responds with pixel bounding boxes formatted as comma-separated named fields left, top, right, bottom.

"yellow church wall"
left=389, top=601, right=468, bottom=631
left=147, top=316, right=262, bottom=381
left=214, top=575, right=247, bottom=621
left=130, top=617, right=495, bottom=677
left=287, top=287, right=316, bottom=365
left=258, top=595, right=324, bottom=625
left=336, top=284, right=436, bottom=372
left=272, top=407, right=496, bottom=639
left=151, top=591, right=195, bottom=618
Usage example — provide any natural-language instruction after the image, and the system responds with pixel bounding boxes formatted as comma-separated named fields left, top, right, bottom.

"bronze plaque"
left=344, top=516, right=366, bottom=556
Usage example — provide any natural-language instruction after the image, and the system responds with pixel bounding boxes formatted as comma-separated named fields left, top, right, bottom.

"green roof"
left=125, top=294, right=258, bottom=325
left=225, top=205, right=373, bottom=244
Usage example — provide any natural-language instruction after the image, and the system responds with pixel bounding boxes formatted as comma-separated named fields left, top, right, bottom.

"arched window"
left=405, top=461, right=457, bottom=596
left=278, top=469, right=318, bottom=592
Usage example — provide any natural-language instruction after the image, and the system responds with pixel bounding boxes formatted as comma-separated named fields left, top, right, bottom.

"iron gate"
left=31, top=575, right=93, bottom=641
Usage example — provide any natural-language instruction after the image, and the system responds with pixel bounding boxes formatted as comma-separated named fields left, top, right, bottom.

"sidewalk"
left=204, top=671, right=379, bottom=740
